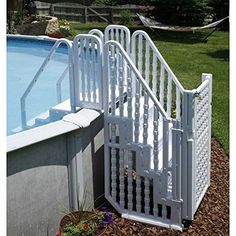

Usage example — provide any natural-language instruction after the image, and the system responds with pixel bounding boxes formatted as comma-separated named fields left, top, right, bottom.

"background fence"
left=35, top=1, right=147, bottom=23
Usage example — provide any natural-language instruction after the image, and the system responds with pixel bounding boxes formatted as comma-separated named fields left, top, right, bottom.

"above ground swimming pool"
left=7, top=36, right=71, bottom=136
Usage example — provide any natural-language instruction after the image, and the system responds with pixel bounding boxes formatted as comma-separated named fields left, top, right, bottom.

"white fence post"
left=181, top=90, right=196, bottom=220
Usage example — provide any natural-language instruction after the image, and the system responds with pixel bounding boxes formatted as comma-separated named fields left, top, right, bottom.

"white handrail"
left=56, top=66, right=69, bottom=103
left=131, top=30, right=185, bottom=93
left=20, top=39, right=73, bottom=129
left=88, top=29, right=104, bottom=44
left=104, top=40, right=170, bottom=120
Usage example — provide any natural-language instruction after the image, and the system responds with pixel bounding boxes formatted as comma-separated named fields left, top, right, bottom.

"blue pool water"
left=7, top=37, right=70, bottom=135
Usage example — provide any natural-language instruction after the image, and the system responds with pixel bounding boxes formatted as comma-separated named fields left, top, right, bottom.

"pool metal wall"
left=7, top=113, right=104, bottom=236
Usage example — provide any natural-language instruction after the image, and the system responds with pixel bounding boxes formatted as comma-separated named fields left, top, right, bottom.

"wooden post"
left=110, top=7, right=114, bottom=24
left=49, top=4, right=54, bottom=16
left=84, top=7, right=88, bottom=23
left=87, top=7, right=109, bottom=23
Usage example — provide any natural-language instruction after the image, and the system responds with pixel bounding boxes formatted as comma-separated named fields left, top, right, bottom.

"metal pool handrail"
left=56, top=66, right=69, bottom=103
left=20, top=39, right=74, bottom=130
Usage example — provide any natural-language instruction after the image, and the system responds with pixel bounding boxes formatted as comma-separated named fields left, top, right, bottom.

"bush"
left=58, top=19, right=72, bottom=37
left=150, top=0, right=210, bottom=26
left=120, top=10, right=134, bottom=26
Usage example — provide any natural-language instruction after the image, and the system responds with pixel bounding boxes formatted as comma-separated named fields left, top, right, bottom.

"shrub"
left=58, top=19, right=72, bottom=37
left=120, top=10, right=134, bottom=26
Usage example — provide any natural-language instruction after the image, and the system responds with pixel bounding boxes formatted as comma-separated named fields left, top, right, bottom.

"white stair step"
left=11, top=110, right=50, bottom=134
left=49, top=99, right=75, bottom=121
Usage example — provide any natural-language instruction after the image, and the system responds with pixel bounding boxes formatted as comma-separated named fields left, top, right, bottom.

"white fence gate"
left=73, top=34, right=103, bottom=110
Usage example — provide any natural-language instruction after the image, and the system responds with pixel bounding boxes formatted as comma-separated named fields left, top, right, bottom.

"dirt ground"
left=102, top=138, right=229, bottom=236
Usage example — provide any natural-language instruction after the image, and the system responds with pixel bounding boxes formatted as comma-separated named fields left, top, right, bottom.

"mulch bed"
left=101, top=138, right=229, bottom=236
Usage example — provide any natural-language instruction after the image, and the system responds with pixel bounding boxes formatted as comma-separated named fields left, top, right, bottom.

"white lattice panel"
left=194, top=82, right=210, bottom=209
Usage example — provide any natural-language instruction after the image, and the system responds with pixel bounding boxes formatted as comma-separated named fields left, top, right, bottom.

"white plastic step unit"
left=11, top=110, right=50, bottom=134
left=11, top=99, right=75, bottom=134
left=49, top=99, right=73, bottom=121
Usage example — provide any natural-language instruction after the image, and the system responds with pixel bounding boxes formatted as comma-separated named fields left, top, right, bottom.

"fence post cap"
left=201, top=73, right=212, bottom=82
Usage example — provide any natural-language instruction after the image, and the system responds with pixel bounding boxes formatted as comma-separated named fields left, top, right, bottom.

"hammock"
left=137, top=13, right=229, bottom=32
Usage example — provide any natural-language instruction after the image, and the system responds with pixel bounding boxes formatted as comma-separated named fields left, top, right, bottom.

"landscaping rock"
left=16, top=15, right=59, bottom=35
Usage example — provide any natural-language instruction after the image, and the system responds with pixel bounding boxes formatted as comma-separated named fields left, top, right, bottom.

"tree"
left=149, top=0, right=210, bottom=26
left=208, top=0, right=229, bottom=19
left=208, top=0, right=229, bottom=29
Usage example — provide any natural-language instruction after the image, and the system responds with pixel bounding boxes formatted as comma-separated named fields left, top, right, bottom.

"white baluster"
left=144, top=177, right=150, bottom=215
left=92, top=38, right=97, bottom=103
left=119, top=148, right=125, bottom=208
left=167, top=74, right=172, bottom=117
left=111, top=144, right=117, bottom=201
left=110, top=45, right=116, bottom=115
left=145, top=41, right=150, bottom=85
left=127, top=150, right=133, bottom=211
left=152, top=54, right=157, bottom=96
left=143, top=92, right=149, bottom=145
left=134, top=78, right=140, bottom=143
left=111, top=29, right=114, bottom=40
left=81, top=38, right=85, bottom=101
left=160, top=64, right=165, bottom=108
left=116, top=28, right=119, bottom=43
left=153, top=105, right=159, bottom=171
left=121, top=30, right=124, bottom=48
left=86, top=38, right=91, bottom=102
left=136, top=175, right=141, bottom=213
left=77, top=39, right=81, bottom=101
left=118, top=53, right=124, bottom=117
left=176, top=88, right=181, bottom=121
left=138, top=34, right=143, bottom=76
left=127, top=66, right=132, bottom=119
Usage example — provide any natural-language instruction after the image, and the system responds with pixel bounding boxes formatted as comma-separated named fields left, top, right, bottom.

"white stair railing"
left=20, top=39, right=74, bottom=129
left=131, top=30, right=185, bottom=121
left=103, top=40, right=168, bottom=119
left=103, top=40, right=184, bottom=229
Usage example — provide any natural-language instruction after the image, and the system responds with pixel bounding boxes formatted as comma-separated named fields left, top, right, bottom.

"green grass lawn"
left=69, top=23, right=229, bottom=153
